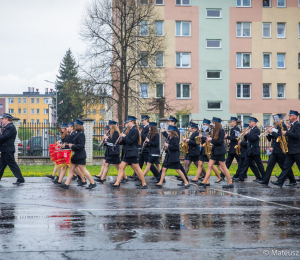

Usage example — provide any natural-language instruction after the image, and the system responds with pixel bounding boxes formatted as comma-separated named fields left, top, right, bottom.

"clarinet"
left=112, top=127, right=127, bottom=151
left=98, top=129, right=110, bottom=150
left=141, top=132, right=150, bottom=153
left=159, top=133, right=169, bottom=159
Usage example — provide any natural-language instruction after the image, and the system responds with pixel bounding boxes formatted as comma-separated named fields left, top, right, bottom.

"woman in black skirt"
left=94, top=125, right=109, bottom=179
left=110, top=116, right=147, bottom=189
left=198, top=117, right=233, bottom=189
left=142, top=122, right=161, bottom=177
left=95, top=120, right=120, bottom=184
left=59, top=119, right=97, bottom=189
left=156, top=126, right=190, bottom=188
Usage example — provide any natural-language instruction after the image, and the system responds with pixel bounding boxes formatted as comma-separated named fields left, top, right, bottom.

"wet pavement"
left=0, top=176, right=300, bottom=260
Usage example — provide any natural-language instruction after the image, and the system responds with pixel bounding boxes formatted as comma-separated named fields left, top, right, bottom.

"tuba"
left=276, top=120, right=288, bottom=154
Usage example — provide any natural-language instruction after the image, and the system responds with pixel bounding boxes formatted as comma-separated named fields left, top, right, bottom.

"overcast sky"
left=0, top=0, right=90, bottom=94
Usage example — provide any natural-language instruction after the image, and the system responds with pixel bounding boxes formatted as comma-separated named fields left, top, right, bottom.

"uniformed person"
left=271, top=110, right=300, bottom=188
left=0, top=113, right=25, bottom=185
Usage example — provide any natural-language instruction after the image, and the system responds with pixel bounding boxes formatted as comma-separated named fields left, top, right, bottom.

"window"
left=277, top=23, right=286, bottom=38
left=263, top=53, right=271, bottom=68
left=277, top=0, right=285, bottom=7
left=8, top=98, right=14, bottom=104
left=237, top=115, right=251, bottom=124
left=140, top=83, right=149, bottom=98
left=140, top=21, right=149, bottom=36
left=263, top=114, right=271, bottom=127
left=206, top=9, right=221, bottom=18
left=44, top=109, right=49, bottom=114
left=100, top=109, right=105, bottom=115
left=176, top=53, right=191, bottom=68
left=277, top=84, right=285, bottom=98
left=236, top=0, right=251, bottom=7
left=155, top=83, right=164, bottom=98
left=207, top=101, right=222, bottom=110
left=36, top=98, right=39, bottom=104
left=263, top=84, right=271, bottom=98
left=236, top=84, right=251, bottom=99
left=0, top=104, right=3, bottom=108
left=140, top=52, right=149, bottom=67
left=277, top=53, right=285, bottom=68
left=176, top=83, right=191, bottom=99
left=176, top=0, right=190, bottom=6
left=36, top=109, right=40, bottom=114
left=237, top=22, right=251, bottom=37
left=23, top=109, right=26, bottom=114
left=140, top=0, right=148, bottom=5
left=262, top=23, right=271, bottom=38
left=155, top=0, right=164, bottom=5
left=31, top=119, right=35, bottom=124
left=18, top=109, right=21, bottom=114
left=44, top=98, right=50, bottom=104
left=206, top=40, right=221, bottom=48
left=87, top=109, right=91, bottom=115
left=206, top=71, right=222, bottom=79
left=44, top=119, right=49, bottom=124
left=176, top=114, right=190, bottom=128
left=31, top=109, right=34, bottom=114
left=263, top=0, right=271, bottom=7
left=93, top=109, right=96, bottom=115
left=236, top=53, right=251, bottom=68
left=155, top=52, right=164, bottom=67
left=175, top=21, right=191, bottom=36
left=31, top=98, right=34, bottom=104
left=23, top=98, right=26, bottom=104
left=37, top=119, right=40, bottom=125
left=155, top=21, right=164, bottom=36
left=18, top=98, right=21, bottom=104
left=9, top=109, right=14, bottom=114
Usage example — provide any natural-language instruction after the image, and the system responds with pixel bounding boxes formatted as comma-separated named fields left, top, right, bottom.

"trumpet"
left=259, top=126, right=272, bottom=138
left=112, top=127, right=129, bottom=151
left=98, top=129, right=110, bottom=149
left=159, top=133, right=169, bottom=159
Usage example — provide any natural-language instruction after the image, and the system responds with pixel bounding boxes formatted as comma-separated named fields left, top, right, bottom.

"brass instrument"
left=159, top=133, right=169, bottom=159
left=234, top=127, right=249, bottom=156
left=203, top=132, right=212, bottom=159
left=112, top=127, right=128, bottom=151
left=276, top=120, right=288, bottom=154
left=180, top=130, right=190, bottom=154
left=195, top=125, right=202, bottom=145
left=259, top=126, right=272, bottom=138
left=98, top=129, right=110, bottom=149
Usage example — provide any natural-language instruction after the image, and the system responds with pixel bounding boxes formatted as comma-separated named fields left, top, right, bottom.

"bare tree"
left=79, top=0, right=166, bottom=125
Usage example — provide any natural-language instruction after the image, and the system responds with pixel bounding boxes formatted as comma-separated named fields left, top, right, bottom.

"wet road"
left=0, top=176, right=300, bottom=260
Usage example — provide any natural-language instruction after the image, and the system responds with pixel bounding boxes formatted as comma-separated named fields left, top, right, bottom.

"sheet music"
left=160, top=123, right=166, bottom=129
left=202, top=125, right=209, bottom=132
left=273, top=115, right=280, bottom=122
left=234, top=130, right=240, bottom=137
left=180, top=129, right=186, bottom=136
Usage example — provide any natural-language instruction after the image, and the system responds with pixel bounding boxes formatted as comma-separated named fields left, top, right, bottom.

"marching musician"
left=110, top=116, right=147, bottom=189
left=258, top=114, right=295, bottom=186
left=198, top=117, right=233, bottom=189
left=94, top=125, right=109, bottom=180
left=234, top=117, right=265, bottom=182
left=271, top=110, right=300, bottom=188
left=155, top=126, right=190, bottom=188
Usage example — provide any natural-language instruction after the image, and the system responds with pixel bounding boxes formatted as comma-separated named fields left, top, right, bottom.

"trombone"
left=259, top=125, right=272, bottom=138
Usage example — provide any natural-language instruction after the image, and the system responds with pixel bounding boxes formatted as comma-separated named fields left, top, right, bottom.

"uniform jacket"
left=245, top=126, right=260, bottom=156
left=200, top=129, right=210, bottom=156
left=239, top=136, right=248, bottom=159
left=162, top=126, right=181, bottom=153
left=140, top=125, right=150, bottom=153
left=0, top=122, right=17, bottom=152
left=211, top=128, right=227, bottom=156
left=226, top=125, right=240, bottom=154
left=285, top=121, right=300, bottom=155
left=266, top=124, right=287, bottom=154
left=165, top=136, right=180, bottom=163
left=122, top=126, right=139, bottom=158
left=64, top=131, right=77, bottom=149
left=188, top=131, right=200, bottom=157
left=146, top=132, right=160, bottom=155
left=71, top=131, right=86, bottom=160
left=105, top=130, right=120, bottom=156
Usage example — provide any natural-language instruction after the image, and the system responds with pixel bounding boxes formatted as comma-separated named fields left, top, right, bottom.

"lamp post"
left=44, top=80, right=57, bottom=125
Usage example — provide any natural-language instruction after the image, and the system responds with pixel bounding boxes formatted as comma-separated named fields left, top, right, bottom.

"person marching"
left=156, top=126, right=190, bottom=188
left=0, top=113, right=25, bottom=185
left=222, top=117, right=240, bottom=180
left=95, top=121, right=121, bottom=184
left=110, top=116, right=147, bottom=189
left=199, top=117, right=233, bottom=189
left=257, top=114, right=295, bottom=186
left=142, top=122, right=161, bottom=178
left=234, top=117, right=265, bottom=182
left=58, top=119, right=97, bottom=189
left=271, top=110, right=300, bottom=188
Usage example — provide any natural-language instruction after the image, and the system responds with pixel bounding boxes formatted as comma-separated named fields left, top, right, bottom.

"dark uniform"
left=199, top=129, right=210, bottom=162
left=210, top=128, right=227, bottom=162
left=139, top=124, right=150, bottom=167
left=104, top=130, right=121, bottom=165
left=187, top=130, right=200, bottom=163
left=225, top=124, right=240, bottom=170
left=121, top=125, right=140, bottom=164
left=70, top=131, right=87, bottom=165
left=0, top=117, right=25, bottom=184
left=162, top=135, right=181, bottom=170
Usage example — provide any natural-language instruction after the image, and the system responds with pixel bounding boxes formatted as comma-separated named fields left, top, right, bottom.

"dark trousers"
left=238, top=155, right=265, bottom=181
left=157, top=157, right=188, bottom=181
left=277, top=153, right=300, bottom=185
left=221, top=153, right=240, bottom=178
left=233, top=157, right=260, bottom=179
left=138, top=152, right=159, bottom=179
left=0, top=152, right=24, bottom=181
left=262, top=153, right=294, bottom=183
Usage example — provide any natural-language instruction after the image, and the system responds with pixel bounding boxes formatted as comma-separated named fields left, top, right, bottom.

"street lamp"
left=44, top=80, right=57, bottom=125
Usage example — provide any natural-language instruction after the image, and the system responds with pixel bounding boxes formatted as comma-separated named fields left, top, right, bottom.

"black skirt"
left=162, top=161, right=181, bottom=170
left=122, top=157, right=138, bottom=164
left=187, top=155, right=199, bottom=163
left=210, top=154, right=225, bottom=162
left=199, top=154, right=209, bottom=162
left=184, top=153, right=189, bottom=160
left=71, top=157, right=86, bottom=165
left=148, top=155, right=160, bottom=164
left=106, top=155, right=121, bottom=165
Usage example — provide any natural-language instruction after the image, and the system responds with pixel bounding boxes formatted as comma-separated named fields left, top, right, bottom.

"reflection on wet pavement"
left=0, top=176, right=299, bottom=259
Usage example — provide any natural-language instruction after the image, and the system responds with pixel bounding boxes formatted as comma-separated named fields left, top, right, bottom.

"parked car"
left=26, top=135, right=60, bottom=156
left=17, top=138, right=23, bottom=155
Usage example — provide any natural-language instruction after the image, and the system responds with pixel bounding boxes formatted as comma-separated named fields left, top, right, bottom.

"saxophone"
left=276, top=120, right=288, bottom=154
left=234, top=127, right=249, bottom=156
left=180, top=131, right=189, bottom=154
left=203, top=132, right=211, bottom=159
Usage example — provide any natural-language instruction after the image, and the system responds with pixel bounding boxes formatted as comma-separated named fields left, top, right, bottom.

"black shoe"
left=95, top=178, right=106, bottom=184
left=46, top=175, right=55, bottom=179
left=86, top=183, right=97, bottom=189
left=150, top=176, right=156, bottom=181
left=94, top=175, right=101, bottom=179
left=285, top=182, right=297, bottom=187
left=110, top=183, right=120, bottom=188
left=175, top=175, right=182, bottom=179
left=236, top=178, right=244, bottom=182
left=177, top=182, right=184, bottom=187
left=196, top=182, right=208, bottom=187
left=72, top=176, right=77, bottom=181
left=176, top=177, right=183, bottom=182
left=232, top=177, right=240, bottom=182
left=155, top=184, right=163, bottom=188
left=77, top=181, right=87, bottom=186
left=77, top=177, right=87, bottom=183
left=52, top=179, right=62, bottom=184
left=275, top=175, right=279, bottom=179
left=184, top=184, right=190, bottom=189
left=295, top=178, right=300, bottom=182
left=130, top=176, right=140, bottom=181
left=222, top=183, right=234, bottom=189
left=135, top=181, right=142, bottom=186
left=120, top=178, right=129, bottom=183
left=270, top=181, right=283, bottom=188
left=136, top=185, right=148, bottom=189
left=253, top=178, right=262, bottom=182
left=151, top=179, right=165, bottom=184
left=214, top=179, right=222, bottom=183
left=129, top=174, right=137, bottom=179
left=13, top=179, right=25, bottom=185
left=190, top=179, right=198, bottom=183
left=257, top=180, right=268, bottom=185
left=220, top=176, right=225, bottom=181
left=58, top=184, right=69, bottom=189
